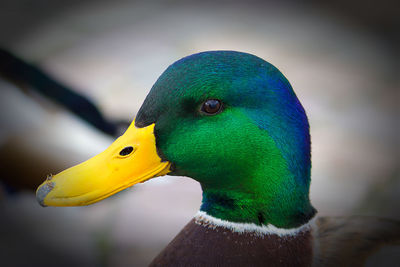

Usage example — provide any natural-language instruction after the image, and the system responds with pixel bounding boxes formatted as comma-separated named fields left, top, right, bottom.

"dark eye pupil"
left=202, top=99, right=221, bottom=114
left=119, top=146, right=134, bottom=156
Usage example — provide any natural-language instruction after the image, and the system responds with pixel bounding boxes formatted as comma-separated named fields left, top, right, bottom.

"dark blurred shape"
left=0, top=48, right=119, bottom=136
left=314, top=0, right=399, bottom=41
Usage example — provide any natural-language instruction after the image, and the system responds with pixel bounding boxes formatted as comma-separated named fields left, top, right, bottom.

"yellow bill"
left=36, top=121, right=171, bottom=206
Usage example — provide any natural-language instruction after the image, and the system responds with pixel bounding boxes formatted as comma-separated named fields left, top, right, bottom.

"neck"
left=194, top=210, right=314, bottom=237
left=200, top=182, right=316, bottom=229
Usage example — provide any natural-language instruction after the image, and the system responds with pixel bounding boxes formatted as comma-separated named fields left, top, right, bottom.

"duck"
left=36, top=51, right=400, bottom=266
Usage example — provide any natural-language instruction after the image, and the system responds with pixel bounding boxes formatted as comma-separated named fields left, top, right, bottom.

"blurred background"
left=0, top=0, right=398, bottom=266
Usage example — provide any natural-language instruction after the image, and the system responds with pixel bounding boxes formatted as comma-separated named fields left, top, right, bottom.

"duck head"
left=37, top=51, right=315, bottom=228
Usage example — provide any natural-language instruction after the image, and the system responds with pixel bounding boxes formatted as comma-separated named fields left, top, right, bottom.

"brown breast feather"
left=150, top=218, right=313, bottom=267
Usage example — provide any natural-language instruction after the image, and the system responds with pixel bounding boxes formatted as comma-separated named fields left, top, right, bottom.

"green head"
left=136, top=51, right=315, bottom=228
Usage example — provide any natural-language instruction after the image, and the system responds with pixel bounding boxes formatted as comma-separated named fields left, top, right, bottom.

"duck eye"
left=201, top=99, right=222, bottom=115
left=119, top=146, right=134, bottom=156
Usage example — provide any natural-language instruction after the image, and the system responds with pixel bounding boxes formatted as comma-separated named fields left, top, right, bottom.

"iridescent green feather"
left=136, top=51, right=315, bottom=228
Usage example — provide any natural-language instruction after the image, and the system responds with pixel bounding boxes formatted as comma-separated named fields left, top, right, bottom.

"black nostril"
left=119, top=146, right=134, bottom=156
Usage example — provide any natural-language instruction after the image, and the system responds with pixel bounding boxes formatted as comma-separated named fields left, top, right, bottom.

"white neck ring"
left=194, top=211, right=314, bottom=237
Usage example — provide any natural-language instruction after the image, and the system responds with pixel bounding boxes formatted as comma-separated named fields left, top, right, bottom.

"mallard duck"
left=36, top=51, right=400, bottom=266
